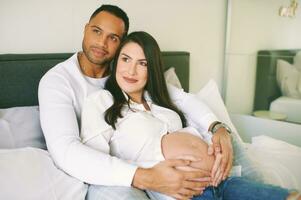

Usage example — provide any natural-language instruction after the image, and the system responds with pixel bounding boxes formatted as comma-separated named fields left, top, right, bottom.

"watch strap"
left=211, top=122, right=232, bottom=134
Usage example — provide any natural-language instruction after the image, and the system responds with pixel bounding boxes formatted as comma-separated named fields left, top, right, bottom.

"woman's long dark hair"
left=104, top=31, right=186, bottom=129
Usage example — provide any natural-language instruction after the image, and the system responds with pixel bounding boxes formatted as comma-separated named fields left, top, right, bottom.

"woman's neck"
left=128, top=93, right=150, bottom=111
left=128, top=93, right=143, bottom=104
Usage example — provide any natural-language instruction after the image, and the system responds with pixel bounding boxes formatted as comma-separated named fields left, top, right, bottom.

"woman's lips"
left=123, top=76, right=138, bottom=83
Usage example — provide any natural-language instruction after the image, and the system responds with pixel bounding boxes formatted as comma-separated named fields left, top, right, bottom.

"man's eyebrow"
left=90, top=25, right=102, bottom=30
left=90, top=25, right=122, bottom=39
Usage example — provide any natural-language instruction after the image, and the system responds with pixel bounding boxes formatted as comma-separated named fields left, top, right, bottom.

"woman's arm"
left=167, top=84, right=218, bottom=132
left=167, top=84, right=233, bottom=180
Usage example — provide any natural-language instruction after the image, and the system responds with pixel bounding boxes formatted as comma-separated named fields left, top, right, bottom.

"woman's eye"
left=140, top=62, right=147, bottom=67
left=121, top=57, right=130, bottom=62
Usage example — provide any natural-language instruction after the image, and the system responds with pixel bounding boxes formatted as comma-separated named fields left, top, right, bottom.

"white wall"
left=0, top=0, right=227, bottom=93
left=225, top=0, right=301, bottom=114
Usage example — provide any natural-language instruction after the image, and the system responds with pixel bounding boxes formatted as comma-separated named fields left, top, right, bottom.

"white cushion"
left=195, top=80, right=240, bottom=141
left=195, top=80, right=263, bottom=181
left=0, top=106, right=46, bottom=149
left=276, top=59, right=301, bottom=99
left=164, top=67, right=182, bottom=89
left=0, top=147, right=87, bottom=200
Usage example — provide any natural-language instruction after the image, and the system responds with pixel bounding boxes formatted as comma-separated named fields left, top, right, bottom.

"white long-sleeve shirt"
left=38, top=53, right=218, bottom=186
left=81, top=90, right=212, bottom=169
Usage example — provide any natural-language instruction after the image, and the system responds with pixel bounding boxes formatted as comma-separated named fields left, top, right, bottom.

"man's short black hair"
left=90, top=4, right=129, bottom=37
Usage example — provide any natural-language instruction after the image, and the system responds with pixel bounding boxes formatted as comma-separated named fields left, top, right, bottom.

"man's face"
left=82, top=11, right=125, bottom=66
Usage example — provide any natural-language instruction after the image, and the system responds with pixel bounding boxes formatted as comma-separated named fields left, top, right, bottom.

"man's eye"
left=110, top=36, right=118, bottom=42
left=92, top=29, right=100, bottom=34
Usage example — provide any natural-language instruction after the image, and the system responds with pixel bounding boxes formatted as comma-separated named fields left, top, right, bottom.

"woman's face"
left=116, top=42, right=148, bottom=103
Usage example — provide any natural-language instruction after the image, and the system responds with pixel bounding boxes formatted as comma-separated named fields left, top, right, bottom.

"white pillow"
left=195, top=80, right=263, bottom=181
left=0, top=147, right=87, bottom=200
left=0, top=106, right=46, bottom=149
left=164, top=67, right=182, bottom=89
left=195, top=79, right=240, bottom=141
left=293, top=51, right=301, bottom=72
left=276, top=59, right=301, bottom=99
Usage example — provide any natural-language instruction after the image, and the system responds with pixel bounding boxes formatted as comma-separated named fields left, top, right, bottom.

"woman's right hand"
left=132, top=159, right=211, bottom=200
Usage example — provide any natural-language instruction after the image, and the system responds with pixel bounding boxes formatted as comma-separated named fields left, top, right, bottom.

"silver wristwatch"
left=211, top=122, right=232, bottom=134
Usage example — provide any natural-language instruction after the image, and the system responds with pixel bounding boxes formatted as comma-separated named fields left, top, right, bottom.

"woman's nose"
left=128, top=63, right=137, bottom=75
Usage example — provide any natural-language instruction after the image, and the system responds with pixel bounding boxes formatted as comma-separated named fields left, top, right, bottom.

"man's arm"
left=38, top=74, right=137, bottom=186
left=133, top=160, right=211, bottom=200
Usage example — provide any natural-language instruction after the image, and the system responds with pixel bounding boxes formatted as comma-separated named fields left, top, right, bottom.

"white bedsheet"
left=245, top=135, right=301, bottom=190
left=270, top=96, right=301, bottom=124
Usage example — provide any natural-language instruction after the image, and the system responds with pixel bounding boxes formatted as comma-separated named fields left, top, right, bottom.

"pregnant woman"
left=80, top=31, right=300, bottom=200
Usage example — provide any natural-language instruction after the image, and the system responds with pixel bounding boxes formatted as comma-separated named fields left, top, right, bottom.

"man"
left=38, top=4, right=233, bottom=200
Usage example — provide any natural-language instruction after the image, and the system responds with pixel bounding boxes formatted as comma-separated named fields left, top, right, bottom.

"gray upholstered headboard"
left=254, top=49, right=300, bottom=111
left=0, top=52, right=189, bottom=108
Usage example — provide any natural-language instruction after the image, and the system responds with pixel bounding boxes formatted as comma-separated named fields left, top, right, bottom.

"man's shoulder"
left=40, top=53, right=79, bottom=84
left=43, top=53, right=78, bottom=76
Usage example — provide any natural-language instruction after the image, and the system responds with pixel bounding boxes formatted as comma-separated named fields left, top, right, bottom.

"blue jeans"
left=192, top=177, right=289, bottom=200
left=86, top=185, right=150, bottom=200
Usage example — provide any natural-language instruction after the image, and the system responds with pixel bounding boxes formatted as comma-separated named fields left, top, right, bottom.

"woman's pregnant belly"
left=161, top=132, right=215, bottom=172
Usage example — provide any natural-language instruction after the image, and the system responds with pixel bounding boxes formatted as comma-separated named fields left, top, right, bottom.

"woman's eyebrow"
left=121, top=53, right=146, bottom=61
left=121, top=53, right=131, bottom=58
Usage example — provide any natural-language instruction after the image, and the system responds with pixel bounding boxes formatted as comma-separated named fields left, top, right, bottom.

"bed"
left=1, top=52, right=300, bottom=199
left=254, top=49, right=301, bottom=123
left=0, top=52, right=190, bottom=200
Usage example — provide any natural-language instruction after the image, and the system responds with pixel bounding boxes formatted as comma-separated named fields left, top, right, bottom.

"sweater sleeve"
left=38, top=73, right=137, bottom=186
left=80, top=91, right=114, bottom=153
left=167, top=84, right=218, bottom=133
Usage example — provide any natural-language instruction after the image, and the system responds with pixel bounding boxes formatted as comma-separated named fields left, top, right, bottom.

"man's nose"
left=97, top=34, right=108, bottom=48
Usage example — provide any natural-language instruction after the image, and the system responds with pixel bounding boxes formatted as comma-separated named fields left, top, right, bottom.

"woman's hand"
left=210, top=153, right=223, bottom=186
left=208, top=128, right=233, bottom=185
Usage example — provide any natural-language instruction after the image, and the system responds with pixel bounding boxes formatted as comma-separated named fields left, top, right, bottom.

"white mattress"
left=270, top=96, right=301, bottom=124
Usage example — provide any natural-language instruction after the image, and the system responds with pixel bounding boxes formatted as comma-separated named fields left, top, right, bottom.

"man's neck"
left=78, top=52, right=109, bottom=78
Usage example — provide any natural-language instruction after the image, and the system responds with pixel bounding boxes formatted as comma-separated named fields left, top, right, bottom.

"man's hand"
left=208, top=128, right=233, bottom=185
left=132, top=159, right=211, bottom=200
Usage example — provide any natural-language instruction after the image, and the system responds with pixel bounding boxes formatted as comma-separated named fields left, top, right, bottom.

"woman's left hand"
left=208, top=128, right=233, bottom=186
